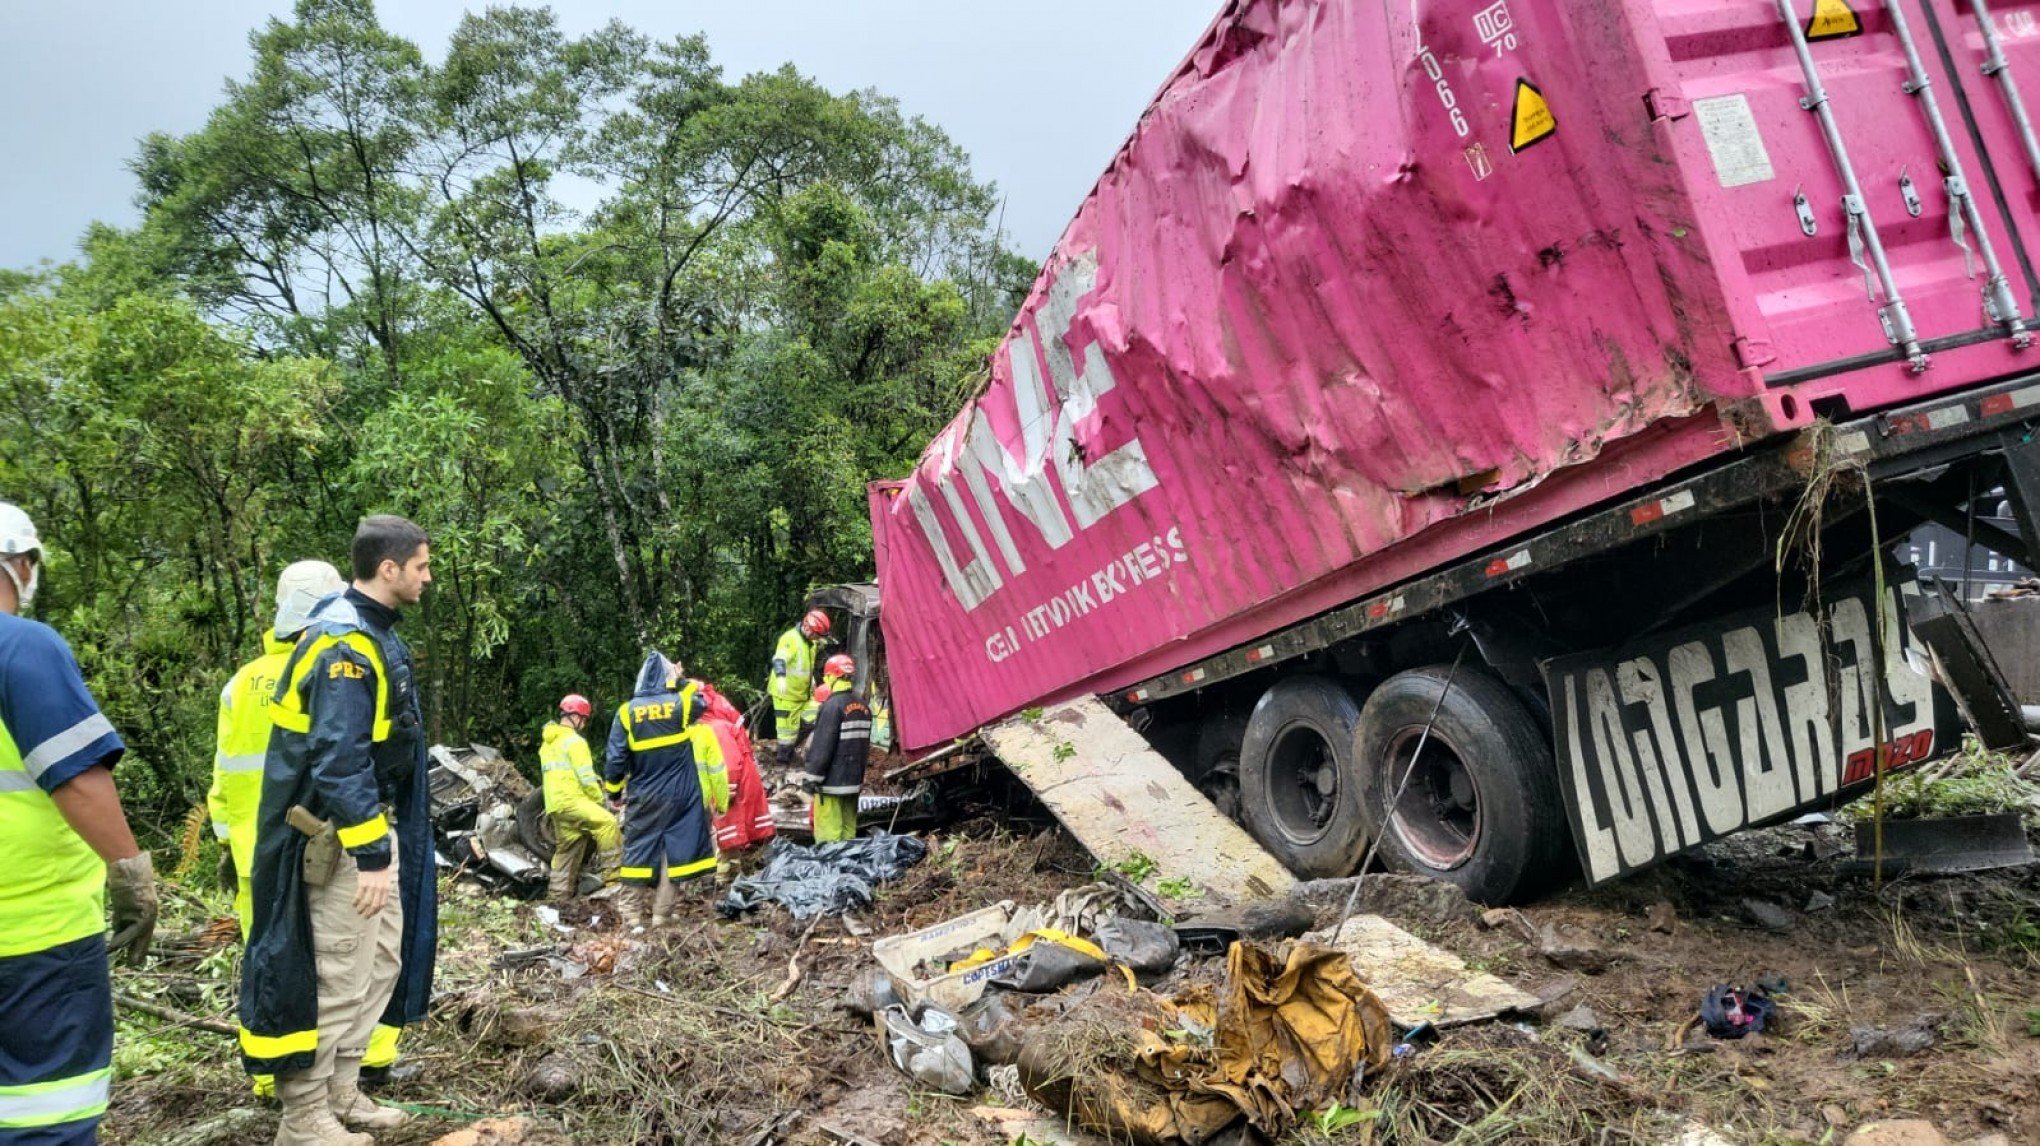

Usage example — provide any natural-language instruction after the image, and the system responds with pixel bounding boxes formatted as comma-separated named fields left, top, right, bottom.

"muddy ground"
left=107, top=811, right=2040, bottom=1145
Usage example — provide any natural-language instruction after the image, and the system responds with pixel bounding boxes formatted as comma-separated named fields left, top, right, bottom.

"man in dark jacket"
left=604, top=653, right=727, bottom=927
left=239, top=516, right=438, bottom=1146
left=799, top=655, right=871, bottom=843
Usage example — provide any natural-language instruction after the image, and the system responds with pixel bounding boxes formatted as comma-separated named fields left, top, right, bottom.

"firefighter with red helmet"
left=540, top=693, right=620, bottom=901
left=798, top=654, right=872, bottom=843
left=767, top=609, right=831, bottom=765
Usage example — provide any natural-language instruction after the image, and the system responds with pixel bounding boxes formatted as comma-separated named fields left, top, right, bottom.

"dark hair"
left=351, top=515, right=429, bottom=581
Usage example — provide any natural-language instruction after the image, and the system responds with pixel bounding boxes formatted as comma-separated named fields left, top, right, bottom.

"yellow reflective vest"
left=209, top=633, right=293, bottom=935
left=539, top=721, right=608, bottom=820
left=768, top=626, right=820, bottom=710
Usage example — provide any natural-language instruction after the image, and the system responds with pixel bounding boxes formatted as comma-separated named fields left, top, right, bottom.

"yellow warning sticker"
left=1510, top=79, right=1556, bottom=153
left=1805, top=0, right=1861, bottom=40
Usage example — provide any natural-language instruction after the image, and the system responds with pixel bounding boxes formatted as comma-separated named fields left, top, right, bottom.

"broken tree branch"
left=769, top=918, right=822, bottom=1004
left=115, top=992, right=235, bottom=1035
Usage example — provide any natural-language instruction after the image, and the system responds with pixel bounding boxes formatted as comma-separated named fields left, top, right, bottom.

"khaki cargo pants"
left=289, top=845, right=404, bottom=1085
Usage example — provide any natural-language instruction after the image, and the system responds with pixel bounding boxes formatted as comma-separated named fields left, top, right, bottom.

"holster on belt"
left=287, top=804, right=341, bottom=887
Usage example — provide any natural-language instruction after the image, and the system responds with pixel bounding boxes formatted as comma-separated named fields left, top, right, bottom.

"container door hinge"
left=1733, top=337, right=1779, bottom=368
left=1645, top=88, right=1691, bottom=121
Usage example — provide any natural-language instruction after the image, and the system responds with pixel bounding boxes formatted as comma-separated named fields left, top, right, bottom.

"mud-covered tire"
left=1238, top=676, right=1371, bottom=879
left=1354, top=665, right=1572, bottom=904
left=516, top=789, right=556, bottom=861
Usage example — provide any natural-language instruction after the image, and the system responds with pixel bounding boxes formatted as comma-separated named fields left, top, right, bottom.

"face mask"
left=3, top=558, right=38, bottom=609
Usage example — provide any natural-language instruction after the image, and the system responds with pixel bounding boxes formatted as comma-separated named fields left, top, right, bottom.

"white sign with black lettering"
left=1544, top=575, right=1959, bottom=885
left=1693, top=93, right=1775, bottom=189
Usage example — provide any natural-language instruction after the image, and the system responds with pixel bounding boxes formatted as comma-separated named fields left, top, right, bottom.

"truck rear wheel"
left=1238, top=676, right=1371, bottom=878
left=1354, top=665, right=1571, bottom=904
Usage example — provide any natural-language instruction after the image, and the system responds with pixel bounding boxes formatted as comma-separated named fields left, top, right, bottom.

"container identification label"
left=1693, top=94, right=1776, bottom=188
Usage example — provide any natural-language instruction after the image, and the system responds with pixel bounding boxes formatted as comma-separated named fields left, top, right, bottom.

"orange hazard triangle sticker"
left=1510, top=79, right=1556, bottom=154
left=1805, top=0, right=1861, bottom=40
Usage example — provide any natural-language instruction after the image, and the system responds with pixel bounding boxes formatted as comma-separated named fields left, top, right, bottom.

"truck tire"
left=1238, top=676, right=1371, bottom=879
left=1353, top=665, right=1571, bottom=904
left=516, top=789, right=556, bottom=862
left=1194, top=710, right=1249, bottom=821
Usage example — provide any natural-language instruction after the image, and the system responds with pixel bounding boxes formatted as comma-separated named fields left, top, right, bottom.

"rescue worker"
left=697, top=679, right=774, bottom=881
left=798, top=654, right=872, bottom=844
left=767, top=609, right=830, bottom=765
left=211, top=561, right=346, bottom=936
left=239, top=515, right=439, bottom=1146
left=540, top=694, right=620, bottom=901
left=209, top=559, right=347, bottom=1105
left=0, top=501, right=157, bottom=1143
left=604, top=653, right=729, bottom=927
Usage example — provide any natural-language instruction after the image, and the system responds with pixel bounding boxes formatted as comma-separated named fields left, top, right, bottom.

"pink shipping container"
left=874, top=0, right=2040, bottom=745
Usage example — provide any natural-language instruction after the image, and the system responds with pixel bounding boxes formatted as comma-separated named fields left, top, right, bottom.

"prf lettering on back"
left=907, top=250, right=1160, bottom=611
left=632, top=701, right=676, bottom=723
left=328, top=661, right=365, bottom=680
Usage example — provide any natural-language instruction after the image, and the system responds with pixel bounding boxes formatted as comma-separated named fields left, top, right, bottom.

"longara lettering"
left=1545, top=575, right=1958, bottom=884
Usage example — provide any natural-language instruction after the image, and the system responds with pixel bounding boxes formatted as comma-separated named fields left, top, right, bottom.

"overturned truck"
left=840, top=0, right=2040, bottom=903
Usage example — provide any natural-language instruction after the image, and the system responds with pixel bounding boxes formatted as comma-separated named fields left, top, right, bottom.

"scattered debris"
left=1015, top=941, right=1392, bottom=1143
left=427, top=1116, right=567, bottom=1146
left=1847, top=1015, right=1941, bottom=1059
left=982, top=698, right=1296, bottom=904
left=520, top=1054, right=579, bottom=1101
left=882, top=1005, right=976, bottom=1095
left=1532, top=974, right=1583, bottom=1018
left=1806, top=890, right=1836, bottom=912
left=1307, top=914, right=1541, bottom=1027
left=1094, top=917, right=1179, bottom=977
left=1700, top=984, right=1776, bottom=1039
left=1557, top=1003, right=1603, bottom=1034
left=1647, top=899, right=1678, bottom=934
left=1853, top=814, right=2037, bottom=875
left=1742, top=899, right=1796, bottom=933
left=1843, top=1120, right=1953, bottom=1146
left=1540, top=925, right=1616, bottom=974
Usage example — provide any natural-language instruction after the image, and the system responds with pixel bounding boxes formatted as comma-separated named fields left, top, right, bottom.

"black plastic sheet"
left=716, top=832, right=929, bottom=919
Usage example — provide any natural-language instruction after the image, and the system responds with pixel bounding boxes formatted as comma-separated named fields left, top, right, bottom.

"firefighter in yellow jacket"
left=767, top=609, right=830, bottom=765
left=540, top=694, right=620, bottom=901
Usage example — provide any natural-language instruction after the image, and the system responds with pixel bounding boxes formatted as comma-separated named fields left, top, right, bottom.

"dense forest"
left=0, top=0, right=1035, bottom=831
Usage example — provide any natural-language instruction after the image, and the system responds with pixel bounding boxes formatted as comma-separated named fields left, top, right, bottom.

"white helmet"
left=0, top=503, right=43, bottom=608
left=273, top=560, right=345, bottom=638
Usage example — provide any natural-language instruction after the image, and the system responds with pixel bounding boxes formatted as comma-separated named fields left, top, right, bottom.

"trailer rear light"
left=1979, top=384, right=2040, bottom=417
left=1245, top=645, right=1276, bottom=663
left=1484, top=550, right=1531, bottom=578
left=1629, top=490, right=1696, bottom=527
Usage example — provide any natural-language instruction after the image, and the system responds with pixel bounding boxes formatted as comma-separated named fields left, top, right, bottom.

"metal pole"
left=1779, top=0, right=1930, bottom=372
left=1972, top=0, right=2040, bottom=189
left=1886, top=0, right=2030, bottom=347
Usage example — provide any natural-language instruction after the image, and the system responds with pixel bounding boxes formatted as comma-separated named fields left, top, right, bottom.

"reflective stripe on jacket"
left=803, top=679, right=872, bottom=797
left=768, top=626, right=819, bottom=709
left=210, top=633, right=293, bottom=934
left=238, top=589, right=436, bottom=1077
left=0, top=614, right=125, bottom=959
left=540, top=721, right=608, bottom=820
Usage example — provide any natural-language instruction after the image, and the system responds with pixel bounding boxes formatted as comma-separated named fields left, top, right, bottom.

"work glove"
left=107, top=852, right=159, bottom=967
left=796, top=773, right=822, bottom=794
left=216, top=847, right=237, bottom=894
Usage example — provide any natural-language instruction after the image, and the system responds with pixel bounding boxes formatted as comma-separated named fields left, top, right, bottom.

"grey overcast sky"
left=0, top=1, right=1221, bottom=271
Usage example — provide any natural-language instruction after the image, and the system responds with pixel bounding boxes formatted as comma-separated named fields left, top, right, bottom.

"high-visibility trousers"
left=0, top=934, right=112, bottom=1144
